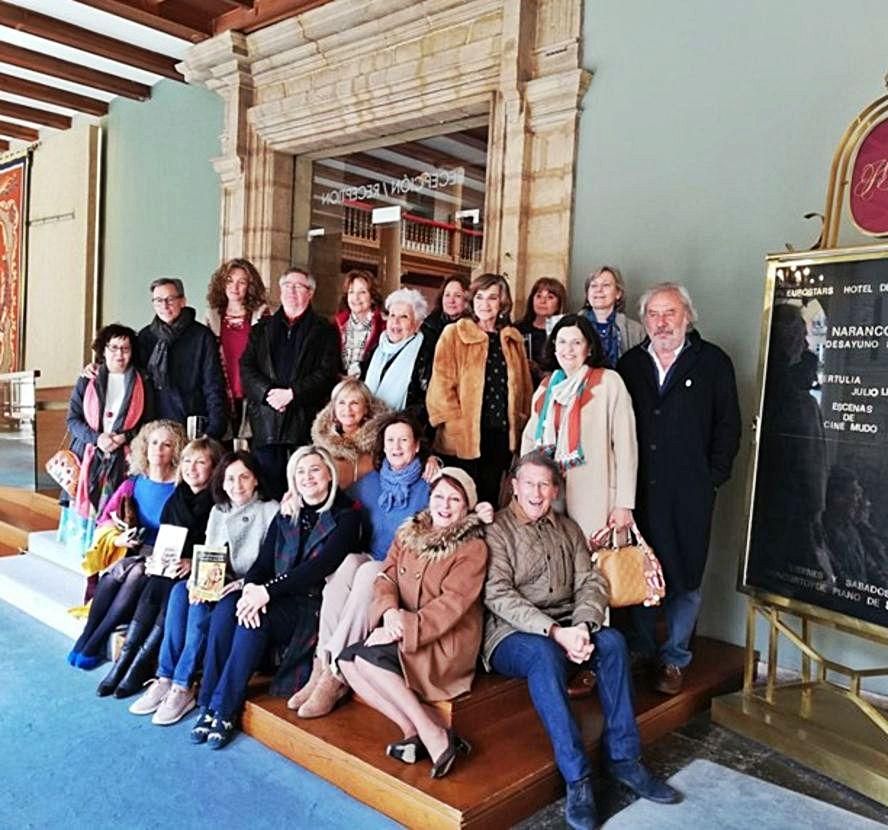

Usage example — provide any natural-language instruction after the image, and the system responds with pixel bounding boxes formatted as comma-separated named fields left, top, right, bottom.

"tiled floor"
left=517, top=712, right=888, bottom=827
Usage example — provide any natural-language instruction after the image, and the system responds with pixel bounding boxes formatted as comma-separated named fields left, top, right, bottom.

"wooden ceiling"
left=0, top=0, right=332, bottom=148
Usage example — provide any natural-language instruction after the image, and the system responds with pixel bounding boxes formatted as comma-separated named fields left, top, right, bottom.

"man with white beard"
left=617, top=283, right=741, bottom=696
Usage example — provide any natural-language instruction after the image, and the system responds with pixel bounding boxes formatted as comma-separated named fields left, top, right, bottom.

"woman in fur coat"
left=338, top=468, right=489, bottom=779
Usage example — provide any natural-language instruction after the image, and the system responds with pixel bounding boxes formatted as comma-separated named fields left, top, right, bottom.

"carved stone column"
left=180, top=33, right=292, bottom=293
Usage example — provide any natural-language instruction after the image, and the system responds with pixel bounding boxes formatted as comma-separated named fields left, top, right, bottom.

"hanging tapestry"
left=0, top=155, right=28, bottom=373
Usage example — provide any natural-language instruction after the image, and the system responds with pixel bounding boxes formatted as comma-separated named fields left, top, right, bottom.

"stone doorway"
left=181, top=0, right=590, bottom=313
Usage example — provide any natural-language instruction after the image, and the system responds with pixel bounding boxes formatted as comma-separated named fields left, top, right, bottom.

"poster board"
left=742, top=244, right=888, bottom=636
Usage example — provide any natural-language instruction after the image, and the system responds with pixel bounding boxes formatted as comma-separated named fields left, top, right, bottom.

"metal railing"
left=342, top=201, right=483, bottom=265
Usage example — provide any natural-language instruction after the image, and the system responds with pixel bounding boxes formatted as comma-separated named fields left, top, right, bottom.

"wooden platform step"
left=0, top=486, right=61, bottom=520
left=0, top=487, right=60, bottom=550
left=243, top=636, right=746, bottom=829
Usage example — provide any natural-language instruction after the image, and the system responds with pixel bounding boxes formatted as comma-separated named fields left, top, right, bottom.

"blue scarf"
left=377, top=457, right=423, bottom=512
left=586, top=308, right=621, bottom=368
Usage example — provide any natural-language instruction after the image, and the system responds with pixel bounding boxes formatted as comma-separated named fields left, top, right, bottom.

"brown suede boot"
left=297, top=667, right=348, bottom=718
left=287, top=656, right=324, bottom=711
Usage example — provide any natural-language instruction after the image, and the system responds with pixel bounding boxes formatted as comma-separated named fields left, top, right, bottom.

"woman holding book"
left=95, top=436, right=224, bottom=699
left=188, top=445, right=360, bottom=749
left=129, top=450, right=278, bottom=723
left=338, top=468, right=488, bottom=779
left=67, top=419, right=185, bottom=670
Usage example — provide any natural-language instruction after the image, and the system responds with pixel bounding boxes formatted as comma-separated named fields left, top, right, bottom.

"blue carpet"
left=604, top=759, right=883, bottom=829
left=0, top=600, right=401, bottom=830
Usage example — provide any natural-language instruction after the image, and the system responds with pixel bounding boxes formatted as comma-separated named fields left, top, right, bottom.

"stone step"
left=0, top=553, right=85, bottom=641
left=27, top=529, right=84, bottom=575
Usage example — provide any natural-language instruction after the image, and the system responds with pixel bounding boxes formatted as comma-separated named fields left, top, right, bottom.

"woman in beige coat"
left=338, top=468, right=488, bottom=779
left=521, top=314, right=638, bottom=542
left=427, top=273, right=533, bottom=505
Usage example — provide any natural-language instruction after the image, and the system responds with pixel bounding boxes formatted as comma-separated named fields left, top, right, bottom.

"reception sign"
left=0, top=155, right=28, bottom=374
left=743, top=246, right=888, bottom=632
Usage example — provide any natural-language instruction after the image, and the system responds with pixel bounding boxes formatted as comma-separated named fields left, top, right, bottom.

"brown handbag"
left=592, top=525, right=666, bottom=608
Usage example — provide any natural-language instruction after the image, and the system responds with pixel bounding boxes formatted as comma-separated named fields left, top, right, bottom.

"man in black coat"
left=617, top=282, right=741, bottom=695
left=138, top=278, right=226, bottom=439
left=240, top=267, right=341, bottom=499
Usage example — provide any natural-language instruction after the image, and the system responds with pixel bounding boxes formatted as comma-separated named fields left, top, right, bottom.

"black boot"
left=96, top=619, right=149, bottom=697
left=565, top=775, right=598, bottom=830
left=114, top=624, right=163, bottom=699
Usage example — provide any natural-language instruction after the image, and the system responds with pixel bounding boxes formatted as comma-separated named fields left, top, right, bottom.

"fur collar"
left=311, top=395, right=390, bottom=462
left=204, top=305, right=267, bottom=336
left=454, top=317, right=524, bottom=347
left=395, top=510, right=485, bottom=562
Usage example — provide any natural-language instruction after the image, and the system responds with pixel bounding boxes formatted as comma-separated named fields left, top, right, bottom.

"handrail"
left=0, top=369, right=40, bottom=382
left=343, top=199, right=484, bottom=237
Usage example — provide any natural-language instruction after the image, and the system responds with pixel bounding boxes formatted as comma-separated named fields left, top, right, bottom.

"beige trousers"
left=318, top=552, right=385, bottom=674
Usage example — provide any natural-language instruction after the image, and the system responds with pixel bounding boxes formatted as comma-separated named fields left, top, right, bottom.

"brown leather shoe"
left=567, top=669, right=597, bottom=699
left=654, top=664, right=684, bottom=696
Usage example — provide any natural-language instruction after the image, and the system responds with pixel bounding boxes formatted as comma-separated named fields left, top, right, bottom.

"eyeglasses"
left=106, top=345, right=132, bottom=354
left=152, top=295, right=183, bottom=306
left=280, top=282, right=312, bottom=292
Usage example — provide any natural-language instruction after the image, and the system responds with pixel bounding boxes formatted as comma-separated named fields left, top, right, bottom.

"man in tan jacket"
left=484, top=451, right=680, bottom=830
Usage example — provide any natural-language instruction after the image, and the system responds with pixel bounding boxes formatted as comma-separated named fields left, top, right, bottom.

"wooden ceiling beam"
left=73, top=0, right=211, bottom=42
left=0, top=73, right=108, bottom=116
left=0, top=43, right=151, bottom=100
left=215, top=0, right=330, bottom=35
left=0, top=1, right=183, bottom=80
left=0, top=139, right=9, bottom=152
left=0, top=119, right=39, bottom=142
left=0, top=100, right=71, bottom=130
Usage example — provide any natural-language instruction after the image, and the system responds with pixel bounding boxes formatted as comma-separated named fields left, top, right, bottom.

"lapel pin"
left=685, top=379, right=692, bottom=387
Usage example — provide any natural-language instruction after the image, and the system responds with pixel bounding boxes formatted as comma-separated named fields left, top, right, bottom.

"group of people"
left=61, top=259, right=741, bottom=830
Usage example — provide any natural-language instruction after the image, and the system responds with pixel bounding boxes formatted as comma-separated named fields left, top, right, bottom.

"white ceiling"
left=0, top=0, right=190, bottom=149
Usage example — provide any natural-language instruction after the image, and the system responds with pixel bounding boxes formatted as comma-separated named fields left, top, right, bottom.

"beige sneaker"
left=129, top=678, right=171, bottom=715
left=152, top=684, right=196, bottom=725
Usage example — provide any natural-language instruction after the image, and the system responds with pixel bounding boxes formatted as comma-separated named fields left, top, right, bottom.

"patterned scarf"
left=146, top=306, right=196, bottom=390
left=587, top=308, right=621, bottom=368
left=377, top=457, right=423, bottom=512
left=532, top=366, right=603, bottom=471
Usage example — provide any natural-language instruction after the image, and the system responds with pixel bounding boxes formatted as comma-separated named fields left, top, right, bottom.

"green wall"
left=573, top=1, right=888, bottom=690
left=101, top=79, right=223, bottom=328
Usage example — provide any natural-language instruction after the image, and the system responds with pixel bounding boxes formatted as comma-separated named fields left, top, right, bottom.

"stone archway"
left=180, top=0, right=590, bottom=311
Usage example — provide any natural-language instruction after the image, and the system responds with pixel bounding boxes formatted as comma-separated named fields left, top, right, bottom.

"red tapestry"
left=849, top=118, right=888, bottom=236
left=0, top=156, right=27, bottom=373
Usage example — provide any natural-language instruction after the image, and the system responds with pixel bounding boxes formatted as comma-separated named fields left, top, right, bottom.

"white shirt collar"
left=647, top=340, right=686, bottom=387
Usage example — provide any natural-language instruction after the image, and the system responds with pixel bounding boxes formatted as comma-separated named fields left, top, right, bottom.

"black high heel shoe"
left=386, top=735, right=429, bottom=765
left=429, top=728, right=472, bottom=779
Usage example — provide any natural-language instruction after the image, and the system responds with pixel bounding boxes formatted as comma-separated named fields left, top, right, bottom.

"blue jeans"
left=629, top=587, right=703, bottom=668
left=490, top=627, right=641, bottom=784
left=157, top=580, right=213, bottom=687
